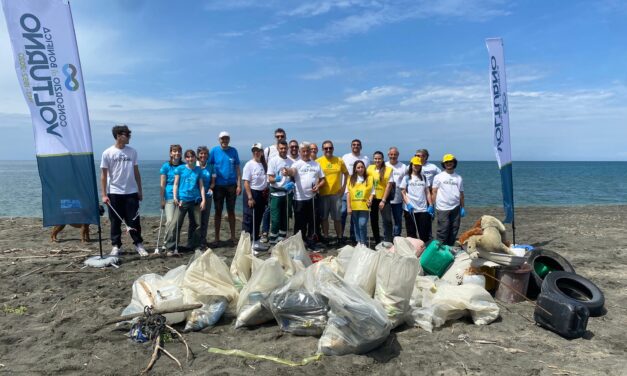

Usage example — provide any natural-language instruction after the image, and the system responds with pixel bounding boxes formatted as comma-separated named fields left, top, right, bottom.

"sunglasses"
left=118, top=132, right=131, bottom=137
left=275, top=134, right=285, bottom=139
left=351, top=143, right=361, bottom=147
left=323, top=147, right=333, bottom=151
left=290, top=145, right=298, bottom=148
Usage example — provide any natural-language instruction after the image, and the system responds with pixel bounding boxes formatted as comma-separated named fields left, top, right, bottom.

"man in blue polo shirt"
left=209, top=131, right=241, bottom=246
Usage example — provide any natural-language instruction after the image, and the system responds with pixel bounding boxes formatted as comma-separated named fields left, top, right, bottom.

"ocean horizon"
left=1, top=160, right=626, bottom=218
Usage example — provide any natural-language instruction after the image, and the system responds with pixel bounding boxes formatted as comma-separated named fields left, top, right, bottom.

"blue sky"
left=1, top=0, right=626, bottom=161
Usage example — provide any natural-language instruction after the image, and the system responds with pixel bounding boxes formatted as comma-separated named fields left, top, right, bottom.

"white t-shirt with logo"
left=242, top=160, right=268, bottom=191
left=267, top=156, right=293, bottom=196
left=422, top=163, right=442, bottom=187
left=386, top=161, right=407, bottom=204
left=433, top=171, right=464, bottom=211
left=100, top=145, right=138, bottom=194
left=291, top=160, right=325, bottom=201
left=400, top=175, right=429, bottom=213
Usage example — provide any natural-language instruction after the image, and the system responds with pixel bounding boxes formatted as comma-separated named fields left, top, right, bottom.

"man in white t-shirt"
left=267, top=140, right=294, bottom=243
left=432, top=153, right=465, bottom=246
left=260, top=127, right=287, bottom=243
left=341, top=139, right=370, bottom=244
left=386, top=146, right=407, bottom=237
left=288, top=139, right=301, bottom=163
left=282, top=142, right=325, bottom=248
left=100, top=124, right=147, bottom=257
left=415, top=148, right=441, bottom=190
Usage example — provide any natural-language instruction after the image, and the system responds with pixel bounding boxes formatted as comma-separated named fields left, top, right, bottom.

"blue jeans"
left=352, top=210, right=369, bottom=245
left=341, top=195, right=356, bottom=241
left=390, top=202, right=403, bottom=237
left=261, top=205, right=270, bottom=235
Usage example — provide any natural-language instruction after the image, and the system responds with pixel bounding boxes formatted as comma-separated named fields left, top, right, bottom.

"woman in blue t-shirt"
left=166, top=149, right=206, bottom=254
left=159, top=144, right=182, bottom=253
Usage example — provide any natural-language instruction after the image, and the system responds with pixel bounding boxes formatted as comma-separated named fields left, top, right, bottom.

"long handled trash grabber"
left=154, top=208, right=164, bottom=254
left=410, top=209, right=419, bottom=239
left=172, top=204, right=180, bottom=255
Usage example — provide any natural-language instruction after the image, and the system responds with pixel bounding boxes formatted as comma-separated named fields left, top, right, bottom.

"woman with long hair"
left=347, top=160, right=374, bottom=246
left=400, top=156, right=433, bottom=242
left=159, top=144, right=183, bottom=253
left=366, top=151, right=393, bottom=244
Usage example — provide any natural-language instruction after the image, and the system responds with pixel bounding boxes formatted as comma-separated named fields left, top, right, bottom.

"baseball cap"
left=218, top=131, right=230, bottom=138
left=251, top=142, right=263, bottom=151
left=442, top=154, right=456, bottom=163
left=410, top=156, right=423, bottom=166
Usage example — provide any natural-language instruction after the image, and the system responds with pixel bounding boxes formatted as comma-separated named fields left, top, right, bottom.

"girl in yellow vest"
left=347, top=160, right=374, bottom=246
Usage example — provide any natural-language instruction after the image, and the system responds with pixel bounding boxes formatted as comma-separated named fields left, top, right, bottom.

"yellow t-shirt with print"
left=366, top=165, right=392, bottom=200
left=348, top=175, right=374, bottom=211
left=316, top=155, right=348, bottom=196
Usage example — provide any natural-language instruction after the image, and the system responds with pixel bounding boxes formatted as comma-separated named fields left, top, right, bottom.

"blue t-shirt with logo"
left=199, top=163, right=214, bottom=197
left=175, top=165, right=203, bottom=203
left=209, top=146, right=240, bottom=186
left=160, top=161, right=182, bottom=200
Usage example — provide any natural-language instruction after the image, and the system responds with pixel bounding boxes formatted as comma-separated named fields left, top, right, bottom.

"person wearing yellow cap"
left=400, top=156, right=433, bottom=242
left=432, top=153, right=465, bottom=246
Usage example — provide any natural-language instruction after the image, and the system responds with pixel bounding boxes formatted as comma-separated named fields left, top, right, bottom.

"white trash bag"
left=317, top=265, right=392, bottom=355
left=343, top=244, right=380, bottom=296
left=230, top=231, right=254, bottom=291
left=335, top=245, right=355, bottom=277
left=271, top=231, right=309, bottom=277
left=410, top=280, right=500, bottom=332
left=121, top=265, right=187, bottom=324
left=375, top=250, right=420, bottom=328
left=235, top=258, right=287, bottom=328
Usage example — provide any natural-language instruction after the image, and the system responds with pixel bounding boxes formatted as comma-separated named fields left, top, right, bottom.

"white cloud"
left=345, top=86, right=408, bottom=103
left=299, top=65, right=343, bottom=80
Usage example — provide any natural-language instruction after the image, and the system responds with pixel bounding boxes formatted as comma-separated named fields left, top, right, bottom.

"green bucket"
left=420, top=240, right=454, bottom=277
left=534, top=261, right=552, bottom=278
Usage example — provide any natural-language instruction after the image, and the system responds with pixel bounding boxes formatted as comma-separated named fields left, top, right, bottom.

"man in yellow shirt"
left=316, top=140, right=349, bottom=245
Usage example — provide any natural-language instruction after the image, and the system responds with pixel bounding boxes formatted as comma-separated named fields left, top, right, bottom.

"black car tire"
left=541, top=271, right=605, bottom=317
left=526, top=249, right=575, bottom=299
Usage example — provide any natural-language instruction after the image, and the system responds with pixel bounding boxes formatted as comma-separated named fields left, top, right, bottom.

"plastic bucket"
left=495, top=263, right=532, bottom=303
left=419, top=240, right=454, bottom=277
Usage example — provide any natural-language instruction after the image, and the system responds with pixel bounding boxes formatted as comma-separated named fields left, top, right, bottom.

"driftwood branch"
left=104, top=304, right=202, bottom=325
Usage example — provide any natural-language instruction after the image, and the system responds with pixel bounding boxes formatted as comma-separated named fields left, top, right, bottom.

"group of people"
left=99, top=125, right=465, bottom=257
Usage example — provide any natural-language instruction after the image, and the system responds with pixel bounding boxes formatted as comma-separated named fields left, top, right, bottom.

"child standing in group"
left=169, top=149, right=206, bottom=254
left=432, top=154, right=465, bottom=246
left=347, top=160, right=374, bottom=246
left=400, top=156, right=434, bottom=242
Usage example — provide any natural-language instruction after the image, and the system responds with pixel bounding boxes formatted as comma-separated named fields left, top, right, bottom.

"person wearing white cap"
left=209, top=131, right=241, bottom=246
left=432, top=153, right=465, bottom=246
left=242, top=143, right=268, bottom=246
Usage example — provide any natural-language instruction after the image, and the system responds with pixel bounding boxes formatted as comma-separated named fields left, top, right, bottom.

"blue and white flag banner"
left=486, top=38, right=514, bottom=224
left=2, top=0, right=99, bottom=226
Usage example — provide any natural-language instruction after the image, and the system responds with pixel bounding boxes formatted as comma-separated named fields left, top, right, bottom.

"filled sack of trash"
left=122, top=265, right=187, bottom=324
left=235, top=258, right=287, bottom=328
left=271, top=231, right=310, bottom=277
left=375, top=250, right=420, bottom=328
left=317, top=265, right=392, bottom=355
left=441, top=251, right=473, bottom=285
left=410, top=280, right=499, bottom=332
left=335, top=245, right=356, bottom=276
left=181, top=249, right=240, bottom=330
left=267, top=267, right=329, bottom=336
left=343, top=244, right=381, bottom=296
left=230, top=232, right=255, bottom=291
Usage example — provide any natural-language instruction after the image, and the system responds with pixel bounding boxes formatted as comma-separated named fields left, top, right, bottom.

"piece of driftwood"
left=104, top=304, right=202, bottom=325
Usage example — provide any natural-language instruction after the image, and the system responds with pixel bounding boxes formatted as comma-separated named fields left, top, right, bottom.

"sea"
left=1, top=160, right=626, bottom=218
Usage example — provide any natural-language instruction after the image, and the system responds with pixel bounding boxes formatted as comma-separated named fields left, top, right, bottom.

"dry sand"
left=0, top=206, right=625, bottom=375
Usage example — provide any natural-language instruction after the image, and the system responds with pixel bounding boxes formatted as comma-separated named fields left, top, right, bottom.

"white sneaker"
left=110, top=246, right=122, bottom=256
left=166, top=249, right=179, bottom=256
left=135, top=243, right=149, bottom=257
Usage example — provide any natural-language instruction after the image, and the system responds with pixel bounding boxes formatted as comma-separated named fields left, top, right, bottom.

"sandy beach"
left=0, top=205, right=625, bottom=375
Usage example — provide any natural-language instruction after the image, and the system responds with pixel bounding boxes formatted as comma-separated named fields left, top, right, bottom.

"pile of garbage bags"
left=121, top=232, right=500, bottom=355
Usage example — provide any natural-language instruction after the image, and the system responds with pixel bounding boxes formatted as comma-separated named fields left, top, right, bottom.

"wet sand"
left=0, top=206, right=625, bottom=375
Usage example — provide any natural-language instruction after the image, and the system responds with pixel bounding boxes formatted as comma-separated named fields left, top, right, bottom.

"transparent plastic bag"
left=183, top=296, right=228, bottom=332
left=343, top=245, right=380, bottom=296
left=335, top=245, right=355, bottom=276
left=317, top=265, right=392, bottom=355
left=374, top=250, right=420, bottom=328
left=235, top=258, right=287, bottom=328
left=410, top=280, right=499, bottom=332
left=267, top=266, right=330, bottom=336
